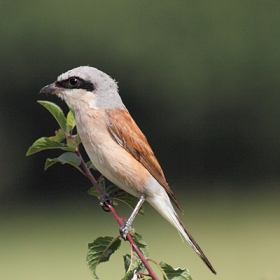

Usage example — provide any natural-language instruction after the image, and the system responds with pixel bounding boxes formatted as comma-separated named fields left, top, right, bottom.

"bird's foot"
left=119, top=223, right=129, bottom=240
left=99, top=193, right=113, bottom=212
left=119, top=221, right=135, bottom=240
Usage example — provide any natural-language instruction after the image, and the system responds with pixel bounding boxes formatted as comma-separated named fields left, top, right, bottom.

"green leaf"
left=159, top=262, right=192, bottom=280
left=98, top=177, right=106, bottom=192
left=44, top=158, right=58, bottom=170
left=44, top=152, right=81, bottom=171
left=66, top=134, right=80, bottom=151
left=87, top=236, right=121, bottom=279
left=122, top=233, right=149, bottom=280
left=58, top=152, right=81, bottom=165
left=131, top=233, right=148, bottom=258
left=103, top=184, right=120, bottom=196
left=66, top=109, right=76, bottom=130
left=122, top=254, right=145, bottom=280
left=48, top=129, right=65, bottom=142
left=26, top=137, right=66, bottom=156
left=38, top=100, right=67, bottom=132
left=88, top=186, right=100, bottom=198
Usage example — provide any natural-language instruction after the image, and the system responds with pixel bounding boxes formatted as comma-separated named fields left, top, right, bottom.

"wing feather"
left=105, top=108, right=183, bottom=212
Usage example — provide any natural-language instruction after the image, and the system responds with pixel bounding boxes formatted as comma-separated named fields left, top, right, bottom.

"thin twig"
left=76, top=147, right=159, bottom=280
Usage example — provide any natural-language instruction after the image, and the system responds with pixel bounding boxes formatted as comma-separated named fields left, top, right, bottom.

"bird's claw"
left=119, top=222, right=136, bottom=240
left=99, top=193, right=113, bottom=212
left=119, top=223, right=129, bottom=240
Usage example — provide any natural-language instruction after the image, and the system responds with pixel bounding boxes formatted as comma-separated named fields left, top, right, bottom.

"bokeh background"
left=1, top=1, right=280, bottom=279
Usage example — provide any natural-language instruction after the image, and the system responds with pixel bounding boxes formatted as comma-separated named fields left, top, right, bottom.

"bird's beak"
left=39, top=82, right=60, bottom=95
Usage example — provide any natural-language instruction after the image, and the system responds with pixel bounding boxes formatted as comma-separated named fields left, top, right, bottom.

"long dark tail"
left=148, top=195, right=217, bottom=274
left=178, top=217, right=217, bottom=274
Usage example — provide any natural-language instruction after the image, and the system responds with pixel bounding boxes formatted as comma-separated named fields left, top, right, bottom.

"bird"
left=39, top=66, right=216, bottom=274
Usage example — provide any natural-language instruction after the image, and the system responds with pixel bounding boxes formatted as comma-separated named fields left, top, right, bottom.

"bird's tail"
left=147, top=194, right=217, bottom=274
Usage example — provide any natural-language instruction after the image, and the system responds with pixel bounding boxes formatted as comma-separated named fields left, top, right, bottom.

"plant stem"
left=76, top=148, right=159, bottom=280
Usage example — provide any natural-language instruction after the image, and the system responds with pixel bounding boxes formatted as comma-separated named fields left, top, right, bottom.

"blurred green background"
left=1, top=1, right=280, bottom=279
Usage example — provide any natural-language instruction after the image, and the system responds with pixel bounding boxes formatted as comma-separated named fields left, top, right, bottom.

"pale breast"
left=74, top=108, right=152, bottom=197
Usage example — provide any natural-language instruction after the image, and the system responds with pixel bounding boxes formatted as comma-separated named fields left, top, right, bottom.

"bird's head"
left=39, top=66, right=124, bottom=110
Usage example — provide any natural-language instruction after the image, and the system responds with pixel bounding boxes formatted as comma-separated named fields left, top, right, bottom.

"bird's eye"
left=68, top=77, right=79, bottom=87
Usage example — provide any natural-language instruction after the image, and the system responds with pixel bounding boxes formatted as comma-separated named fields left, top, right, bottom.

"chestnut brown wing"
left=105, top=108, right=183, bottom=212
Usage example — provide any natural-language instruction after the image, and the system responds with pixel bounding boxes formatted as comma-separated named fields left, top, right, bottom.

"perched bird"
left=40, top=66, right=216, bottom=274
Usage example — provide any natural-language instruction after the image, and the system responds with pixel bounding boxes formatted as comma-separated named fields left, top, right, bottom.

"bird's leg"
left=120, top=194, right=146, bottom=240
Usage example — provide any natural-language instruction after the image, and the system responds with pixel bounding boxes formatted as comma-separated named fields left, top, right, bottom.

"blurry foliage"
left=1, top=1, right=280, bottom=198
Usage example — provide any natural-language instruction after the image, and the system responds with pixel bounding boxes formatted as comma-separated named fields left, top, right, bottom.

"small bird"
left=40, top=66, right=216, bottom=274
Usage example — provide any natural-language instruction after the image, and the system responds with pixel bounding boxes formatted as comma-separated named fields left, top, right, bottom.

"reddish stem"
left=76, top=149, right=158, bottom=280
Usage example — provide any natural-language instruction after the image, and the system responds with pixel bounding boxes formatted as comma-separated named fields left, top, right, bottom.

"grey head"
left=40, top=66, right=125, bottom=110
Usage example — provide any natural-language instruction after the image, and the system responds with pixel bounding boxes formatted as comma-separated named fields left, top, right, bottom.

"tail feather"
left=177, top=216, right=217, bottom=274
left=147, top=194, right=217, bottom=274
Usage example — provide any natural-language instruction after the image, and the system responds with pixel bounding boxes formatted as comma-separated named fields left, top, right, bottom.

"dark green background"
left=1, top=1, right=279, bottom=279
